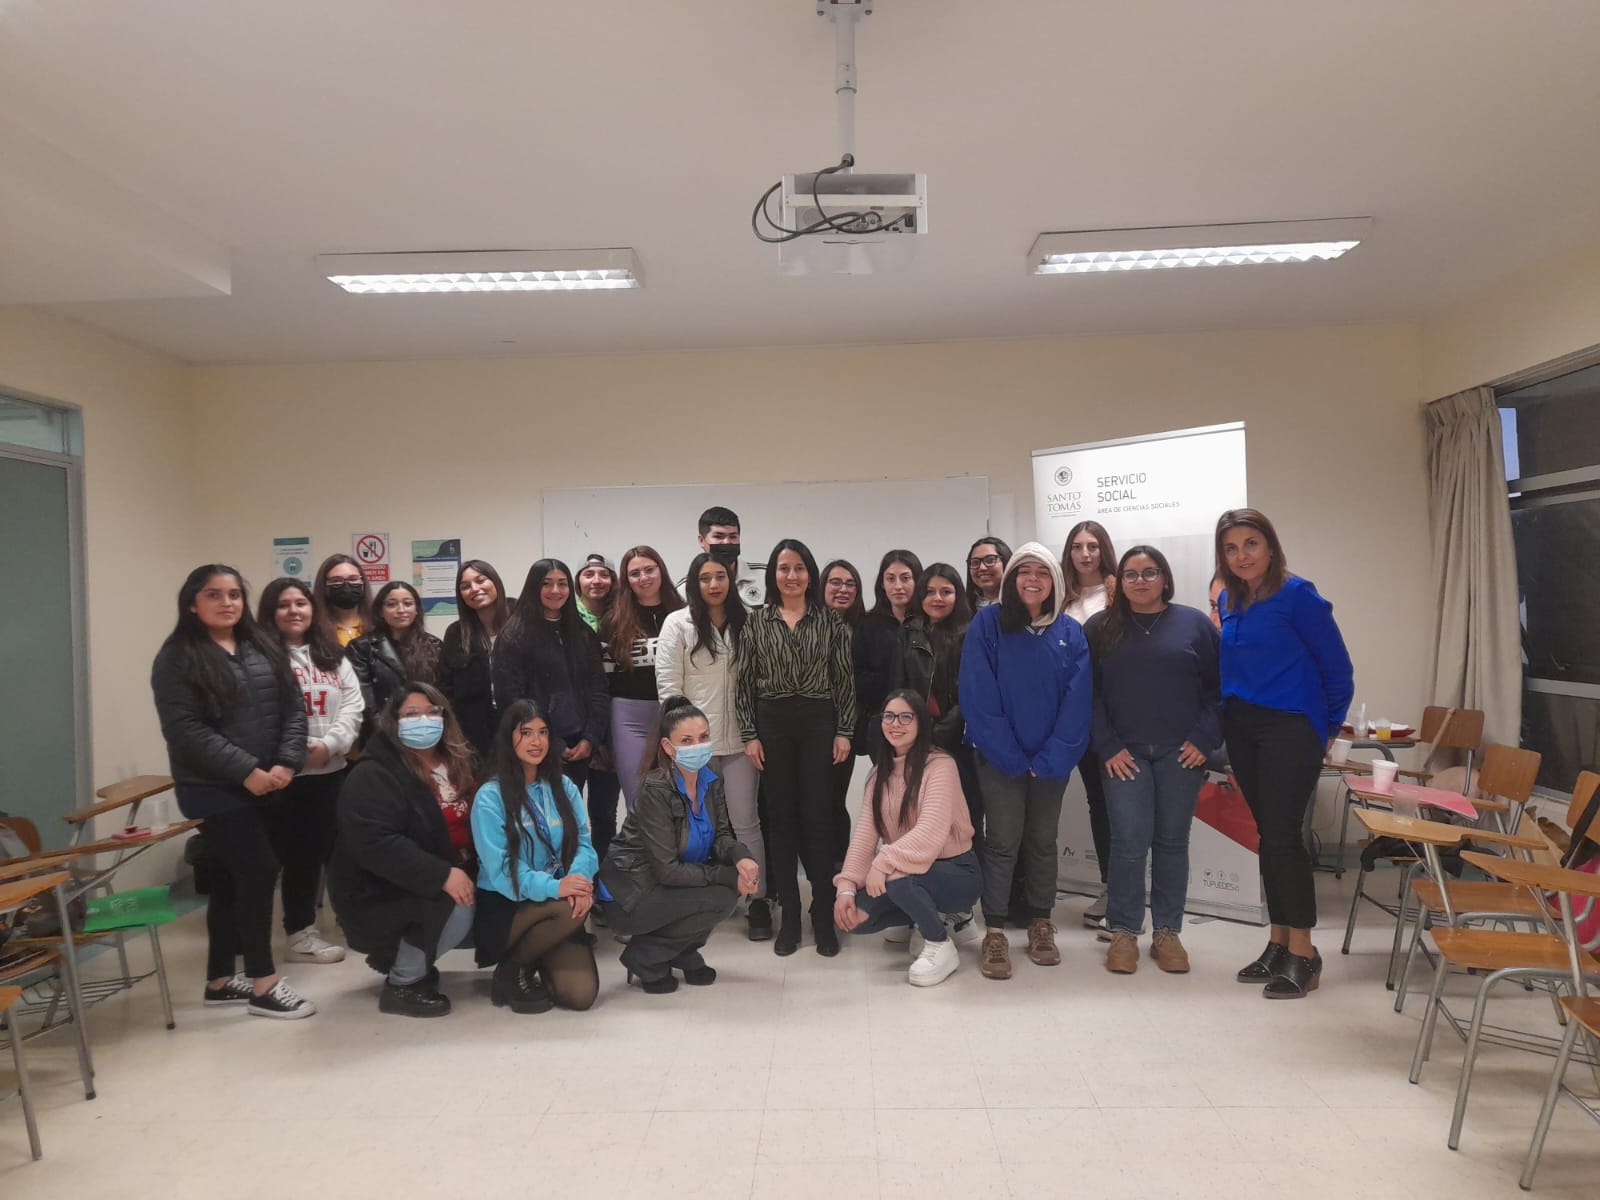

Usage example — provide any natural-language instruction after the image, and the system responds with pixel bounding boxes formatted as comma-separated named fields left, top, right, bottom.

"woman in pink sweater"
left=833, top=689, right=982, bottom=987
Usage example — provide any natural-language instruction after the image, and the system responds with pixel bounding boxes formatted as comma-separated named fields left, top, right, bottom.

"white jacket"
left=287, top=643, right=365, bottom=775
left=654, top=608, right=741, bottom=756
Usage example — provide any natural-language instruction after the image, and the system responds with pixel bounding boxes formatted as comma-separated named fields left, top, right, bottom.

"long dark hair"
left=644, top=695, right=711, bottom=779
left=869, top=689, right=938, bottom=842
left=964, top=536, right=1012, bottom=608
left=684, top=551, right=747, bottom=662
left=869, top=549, right=924, bottom=621
left=165, top=564, right=289, bottom=715
left=1215, top=508, right=1288, bottom=612
left=1062, top=520, right=1118, bottom=606
left=821, top=558, right=867, bottom=628
left=601, top=545, right=686, bottom=671
left=998, top=551, right=1055, bottom=633
left=485, top=699, right=578, bottom=895
left=376, top=681, right=478, bottom=797
left=1089, top=545, right=1176, bottom=658
left=503, top=558, right=592, bottom=677
left=763, top=538, right=822, bottom=607
left=912, top=563, right=972, bottom=699
left=371, top=580, right=441, bottom=682
left=257, top=576, right=343, bottom=671
left=452, top=559, right=510, bottom=656
left=313, top=553, right=370, bottom=644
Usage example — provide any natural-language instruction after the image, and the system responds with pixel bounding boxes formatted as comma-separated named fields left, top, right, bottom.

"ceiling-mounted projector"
left=752, top=1, right=927, bottom=276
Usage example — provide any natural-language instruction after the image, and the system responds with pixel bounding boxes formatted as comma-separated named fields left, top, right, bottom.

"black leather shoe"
left=627, top=969, right=679, bottom=994
left=774, top=917, right=802, bottom=957
left=1236, top=941, right=1288, bottom=983
left=1263, top=950, right=1322, bottom=999
left=491, top=960, right=554, bottom=1013
left=379, top=980, right=452, bottom=1018
left=682, top=964, right=717, bottom=986
left=814, top=920, right=840, bottom=958
left=746, top=899, right=774, bottom=942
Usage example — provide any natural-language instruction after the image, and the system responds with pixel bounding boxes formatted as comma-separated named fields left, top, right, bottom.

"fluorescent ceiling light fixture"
left=318, top=249, right=642, bottom=293
left=1028, top=218, right=1371, bottom=275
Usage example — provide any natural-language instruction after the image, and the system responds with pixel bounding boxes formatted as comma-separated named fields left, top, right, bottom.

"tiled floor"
left=3, top=873, right=1596, bottom=1198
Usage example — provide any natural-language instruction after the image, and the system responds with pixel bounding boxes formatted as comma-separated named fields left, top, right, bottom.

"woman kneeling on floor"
left=472, top=701, right=600, bottom=1014
left=597, top=697, right=760, bottom=993
left=833, top=690, right=983, bottom=987
left=330, top=684, right=480, bottom=1018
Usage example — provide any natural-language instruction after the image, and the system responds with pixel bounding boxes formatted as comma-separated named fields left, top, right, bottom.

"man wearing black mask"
left=696, top=506, right=763, bottom=609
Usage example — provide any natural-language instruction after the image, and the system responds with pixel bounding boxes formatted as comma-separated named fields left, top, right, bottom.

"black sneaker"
left=746, top=898, right=774, bottom=942
left=246, top=977, right=316, bottom=1019
left=379, top=980, right=452, bottom=1018
left=490, top=960, right=554, bottom=1014
left=203, top=974, right=253, bottom=1007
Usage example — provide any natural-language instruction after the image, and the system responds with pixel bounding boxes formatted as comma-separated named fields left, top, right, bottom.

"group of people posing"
left=149, top=504, right=1354, bottom=1020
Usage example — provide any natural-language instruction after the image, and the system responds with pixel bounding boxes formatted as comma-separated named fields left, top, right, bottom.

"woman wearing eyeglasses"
left=1083, top=546, right=1220, bottom=976
left=964, top=538, right=1012, bottom=609
left=821, top=558, right=867, bottom=876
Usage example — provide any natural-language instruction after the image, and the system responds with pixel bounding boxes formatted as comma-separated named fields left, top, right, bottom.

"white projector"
left=776, top=170, right=928, bottom=276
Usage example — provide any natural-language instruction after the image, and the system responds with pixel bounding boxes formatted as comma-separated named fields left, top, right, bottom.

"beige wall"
left=191, top=324, right=1432, bottom=782
left=1421, top=241, right=1600, bottom=399
left=1, top=306, right=197, bottom=858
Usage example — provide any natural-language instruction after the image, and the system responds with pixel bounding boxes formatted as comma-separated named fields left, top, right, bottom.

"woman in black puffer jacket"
left=150, top=564, right=314, bottom=1020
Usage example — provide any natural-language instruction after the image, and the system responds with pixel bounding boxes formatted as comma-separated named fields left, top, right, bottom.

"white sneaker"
left=946, top=911, right=984, bottom=946
left=883, top=925, right=913, bottom=946
left=907, top=936, right=960, bottom=987
left=1083, top=888, right=1108, bottom=927
left=286, top=926, right=346, bottom=964
left=247, top=977, right=316, bottom=1019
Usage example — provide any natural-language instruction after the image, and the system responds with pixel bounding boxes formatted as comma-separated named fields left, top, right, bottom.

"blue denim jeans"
left=851, top=851, right=984, bottom=941
left=1103, top=743, right=1205, bottom=934
left=390, top=902, right=475, bottom=986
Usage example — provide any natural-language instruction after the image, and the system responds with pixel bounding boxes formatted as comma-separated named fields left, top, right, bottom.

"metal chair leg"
left=4, top=1009, right=43, bottom=1160
left=50, top=886, right=95, bottom=1097
left=1395, top=903, right=1428, bottom=1014
left=1519, top=1014, right=1581, bottom=1189
left=1448, top=972, right=1500, bottom=1149
left=1334, top=787, right=1354, bottom=879
left=1342, top=862, right=1369, bottom=954
left=1386, top=863, right=1416, bottom=991
left=148, top=926, right=175, bottom=1031
left=1411, top=954, right=1451, bottom=1083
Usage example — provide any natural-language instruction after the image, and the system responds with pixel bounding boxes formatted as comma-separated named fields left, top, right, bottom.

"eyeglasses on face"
left=967, top=554, right=1002, bottom=569
left=826, top=579, right=857, bottom=590
left=1121, top=567, right=1164, bottom=584
left=880, top=711, right=916, bottom=727
left=399, top=705, right=446, bottom=718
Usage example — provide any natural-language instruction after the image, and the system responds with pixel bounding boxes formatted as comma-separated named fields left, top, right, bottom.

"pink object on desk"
left=1343, top=774, right=1478, bottom=820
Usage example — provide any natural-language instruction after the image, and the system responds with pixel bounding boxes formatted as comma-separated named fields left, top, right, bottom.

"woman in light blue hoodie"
left=959, top=542, right=1092, bottom=981
left=472, top=700, right=600, bottom=1014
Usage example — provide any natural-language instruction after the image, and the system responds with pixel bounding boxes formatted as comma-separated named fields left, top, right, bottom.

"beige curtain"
left=1424, top=386, right=1522, bottom=747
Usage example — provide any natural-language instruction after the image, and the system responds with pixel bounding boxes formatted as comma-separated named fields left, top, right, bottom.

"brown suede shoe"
left=979, top=930, right=1013, bottom=980
left=1105, top=930, right=1138, bottom=974
left=1150, top=929, right=1191, bottom=974
left=1026, top=919, right=1061, bottom=966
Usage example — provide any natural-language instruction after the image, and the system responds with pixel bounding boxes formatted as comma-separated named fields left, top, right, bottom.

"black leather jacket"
left=150, top=636, right=306, bottom=786
left=348, top=632, right=443, bottom=719
left=892, top=618, right=967, bottom=751
left=598, top=770, right=751, bottom=913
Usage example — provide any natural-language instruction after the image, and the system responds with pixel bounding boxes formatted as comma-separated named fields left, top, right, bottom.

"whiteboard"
left=542, top=476, right=992, bottom=587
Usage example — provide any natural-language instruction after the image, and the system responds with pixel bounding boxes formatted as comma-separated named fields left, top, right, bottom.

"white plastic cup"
left=1329, top=738, right=1354, bottom=765
left=1370, top=759, right=1400, bottom=795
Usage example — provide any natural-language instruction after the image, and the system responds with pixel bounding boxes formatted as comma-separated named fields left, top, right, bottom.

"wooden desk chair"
left=0, top=873, right=93, bottom=1106
left=1, top=985, right=42, bottom=1160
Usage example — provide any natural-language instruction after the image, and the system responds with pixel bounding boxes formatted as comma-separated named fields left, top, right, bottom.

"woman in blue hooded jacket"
left=959, top=541, right=1092, bottom=982
left=472, top=700, right=600, bottom=1015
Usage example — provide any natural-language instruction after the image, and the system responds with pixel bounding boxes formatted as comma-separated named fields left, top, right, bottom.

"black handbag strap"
left=1563, top=786, right=1600, bottom=869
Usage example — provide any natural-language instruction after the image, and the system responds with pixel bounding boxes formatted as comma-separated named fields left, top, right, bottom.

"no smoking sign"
left=352, top=532, right=391, bottom=583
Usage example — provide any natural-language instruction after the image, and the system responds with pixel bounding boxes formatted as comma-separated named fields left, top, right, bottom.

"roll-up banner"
left=1032, top=422, right=1265, bottom=923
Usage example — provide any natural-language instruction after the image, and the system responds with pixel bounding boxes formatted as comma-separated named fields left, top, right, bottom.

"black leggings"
left=201, top=804, right=280, bottom=980
left=1081, top=751, right=1109, bottom=884
left=261, top=771, right=342, bottom=934
left=1224, top=700, right=1324, bottom=929
left=758, top=697, right=839, bottom=922
left=829, top=757, right=856, bottom=867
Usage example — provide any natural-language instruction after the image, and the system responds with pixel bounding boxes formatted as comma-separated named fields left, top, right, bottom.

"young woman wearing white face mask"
left=597, top=698, right=760, bottom=993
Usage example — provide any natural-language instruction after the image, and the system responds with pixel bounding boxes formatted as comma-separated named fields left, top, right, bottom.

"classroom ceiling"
left=3, top=1, right=1599, bottom=364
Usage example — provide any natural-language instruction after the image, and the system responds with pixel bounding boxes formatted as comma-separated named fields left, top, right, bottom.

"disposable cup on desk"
left=1390, top=785, right=1422, bottom=818
left=1374, top=720, right=1393, bottom=743
left=1329, top=738, right=1353, bottom=765
left=1369, top=759, right=1400, bottom=794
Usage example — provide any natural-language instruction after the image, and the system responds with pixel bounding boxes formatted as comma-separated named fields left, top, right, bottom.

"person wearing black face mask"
left=314, top=554, right=372, bottom=648
left=695, top=505, right=763, bottom=609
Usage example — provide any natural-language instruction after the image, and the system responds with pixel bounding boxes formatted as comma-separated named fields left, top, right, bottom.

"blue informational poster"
left=412, top=538, right=462, bottom=617
left=272, top=536, right=312, bottom=579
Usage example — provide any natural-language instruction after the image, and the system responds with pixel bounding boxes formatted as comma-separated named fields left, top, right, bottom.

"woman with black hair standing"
left=895, top=563, right=980, bottom=828
left=852, top=550, right=925, bottom=762
left=1216, top=509, right=1353, bottom=999
left=329, top=685, right=479, bottom=1017
left=821, top=557, right=867, bottom=874
left=574, top=552, right=623, bottom=867
left=258, top=577, right=364, bottom=966
left=656, top=551, right=769, bottom=940
left=349, top=581, right=444, bottom=727
left=598, top=697, right=760, bottom=993
left=1061, top=519, right=1118, bottom=933
left=313, top=553, right=371, bottom=648
left=1084, top=545, right=1220, bottom=976
left=492, top=558, right=610, bottom=791
left=439, top=559, right=510, bottom=756
left=964, top=537, right=1012, bottom=610
left=471, top=701, right=600, bottom=1014
left=599, top=545, right=687, bottom=812
left=736, top=539, right=857, bottom=957
left=151, top=565, right=314, bottom=1018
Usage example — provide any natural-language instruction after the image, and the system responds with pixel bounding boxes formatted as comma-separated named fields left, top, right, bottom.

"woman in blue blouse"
left=471, top=700, right=600, bottom=1014
left=1215, top=509, right=1354, bottom=999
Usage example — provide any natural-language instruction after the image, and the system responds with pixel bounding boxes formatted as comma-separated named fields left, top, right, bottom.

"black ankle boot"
left=746, top=898, right=774, bottom=942
left=1263, top=950, right=1322, bottom=999
left=627, top=969, right=679, bottom=994
left=813, top=919, right=840, bottom=958
left=378, top=980, right=452, bottom=1018
left=774, top=912, right=802, bottom=957
left=1236, top=941, right=1288, bottom=983
left=491, top=959, right=554, bottom=1013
